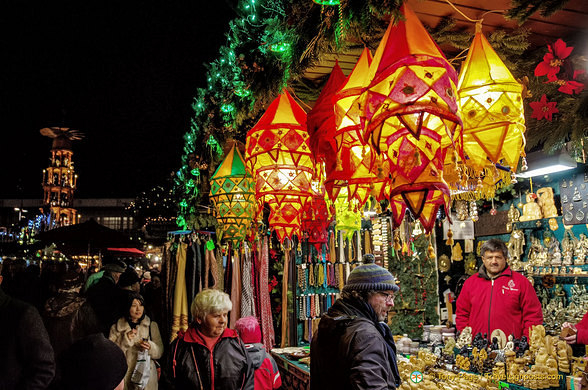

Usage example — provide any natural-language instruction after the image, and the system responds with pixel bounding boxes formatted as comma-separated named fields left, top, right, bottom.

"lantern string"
left=287, top=87, right=314, bottom=111
left=442, top=0, right=506, bottom=25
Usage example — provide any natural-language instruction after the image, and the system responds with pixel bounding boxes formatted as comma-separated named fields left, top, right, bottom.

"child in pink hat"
left=235, top=316, right=282, bottom=390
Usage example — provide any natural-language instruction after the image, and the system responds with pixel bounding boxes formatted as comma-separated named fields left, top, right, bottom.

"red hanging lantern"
left=301, top=179, right=332, bottom=250
left=387, top=150, right=450, bottom=234
left=308, top=61, right=346, bottom=171
left=361, top=4, right=462, bottom=169
left=359, top=4, right=461, bottom=232
left=245, top=90, right=314, bottom=242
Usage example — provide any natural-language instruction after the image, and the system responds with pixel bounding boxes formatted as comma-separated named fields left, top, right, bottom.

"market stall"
left=157, top=0, right=588, bottom=388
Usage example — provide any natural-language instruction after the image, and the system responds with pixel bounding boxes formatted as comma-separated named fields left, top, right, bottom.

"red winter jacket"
left=244, top=343, right=282, bottom=390
left=574, top=312, right=588, bottom=344
left=456, top=265, right=543, bottom=339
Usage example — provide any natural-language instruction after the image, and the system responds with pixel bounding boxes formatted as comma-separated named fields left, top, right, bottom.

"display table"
left=271, top=352, right=310, bottom=390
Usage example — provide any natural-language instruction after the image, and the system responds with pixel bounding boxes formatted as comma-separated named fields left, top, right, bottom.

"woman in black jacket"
left=169, top=289, right=254, bottom=390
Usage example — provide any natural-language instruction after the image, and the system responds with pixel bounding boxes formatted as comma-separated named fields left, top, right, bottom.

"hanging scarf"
left=229, top=246, right=242, bottom=328
left=240, top=242, right=256, bottom=318
left=259, top=236, right=275, bottom=352
left=171, top=242, right=189, bottom=342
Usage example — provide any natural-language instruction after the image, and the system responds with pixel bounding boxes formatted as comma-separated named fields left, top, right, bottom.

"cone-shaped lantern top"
left=457, top=26, right=522, bottom=94
left=368, top=4, right=456, bottom=83
left=249, top=89, right=307, bottom=131
left=211, top=144, right=249, bottom=180
left=308, top=61, right=346, bottom=162
left=334, top=47, right=373, bottom=128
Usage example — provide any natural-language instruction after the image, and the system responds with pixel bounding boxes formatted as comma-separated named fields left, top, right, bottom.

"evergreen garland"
left=506, top=0, right=572, bottom=24
left=388, top=232, right=439, bottom=339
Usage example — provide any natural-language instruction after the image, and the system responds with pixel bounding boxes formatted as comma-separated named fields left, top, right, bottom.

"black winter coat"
left=43, top=291, right=99, bottom=357
left=169, top=326, right=254, bottom=390
left=85, top=273, right=125, bottom=334
left=0, top=286, right=55, bottom=390
left=310, top=297, right=400, bottom=390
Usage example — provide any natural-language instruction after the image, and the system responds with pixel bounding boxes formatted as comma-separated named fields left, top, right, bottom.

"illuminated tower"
left=40, top=127, right=83, bottom=227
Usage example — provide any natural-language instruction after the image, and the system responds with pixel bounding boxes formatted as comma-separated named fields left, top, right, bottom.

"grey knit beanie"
left=343, top=254, right=399, bottom=293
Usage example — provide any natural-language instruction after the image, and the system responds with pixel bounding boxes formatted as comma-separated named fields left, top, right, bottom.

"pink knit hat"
left=235, top=316, right=262, bottom=344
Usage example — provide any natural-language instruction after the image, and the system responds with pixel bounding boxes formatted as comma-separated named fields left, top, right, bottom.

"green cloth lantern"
left=209, top=144, right=256, bottom=244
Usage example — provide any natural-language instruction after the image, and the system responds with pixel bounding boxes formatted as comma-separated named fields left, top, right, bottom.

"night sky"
left=0, top=1, right=237, bottom=199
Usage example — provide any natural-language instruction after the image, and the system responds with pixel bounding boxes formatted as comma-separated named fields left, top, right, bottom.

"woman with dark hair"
left=109, top=293, right=164, bottom=390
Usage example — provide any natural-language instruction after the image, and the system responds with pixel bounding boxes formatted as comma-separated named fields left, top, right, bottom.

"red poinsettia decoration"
left=558, top=79, right=585, bottom=95
left=529, top=94, right=559, bottom=121
left=534, top=39, right=574, bottom=82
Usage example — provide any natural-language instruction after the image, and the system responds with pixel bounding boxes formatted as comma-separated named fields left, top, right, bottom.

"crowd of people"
left=4, top=237, right=588, bottom=390
left=0, top=257, right=281, bottom=390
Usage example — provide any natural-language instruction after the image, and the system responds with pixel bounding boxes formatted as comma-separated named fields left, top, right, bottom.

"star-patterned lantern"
left=456, top=24, right=526, bottom=189
left=359, top=4, right=461, bottom=232
left=245, top=90, right=314, bottom=242
left=387, top=156, right=451, bottom=234
left=209, top=144, right=256, bottom=244
left=361, top=4, right=462, bottom=166
left=330, top=47, right=390, bottom=206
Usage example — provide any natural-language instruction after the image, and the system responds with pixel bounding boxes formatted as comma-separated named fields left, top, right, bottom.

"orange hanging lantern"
left=245, top=90, right=314, bottom=242
left=209, top=144, right=256, bottom=244
left=456, top=24, right=526, bottom=189
left=361, top=4, right=462, bottom=172
left=330, top=47, right=391, bottom=206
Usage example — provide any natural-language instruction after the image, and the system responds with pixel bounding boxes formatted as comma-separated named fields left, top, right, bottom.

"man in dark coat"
left=310, top=254, right=401, bottom=390
left=43, top=270, right=100, bottom=388
left=85, top=259, right=126, bottom=335
left=0, top=261, right=56, bottom=389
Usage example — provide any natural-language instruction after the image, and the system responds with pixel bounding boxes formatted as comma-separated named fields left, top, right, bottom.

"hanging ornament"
left=245, top=90, right=314, bottom=242
left=427, top=237, right=436, bottom=260
left=456, top=199, right=468, bottom=221
left=469, top=201, right=479, bottom=222
left=446, top=227, right=454, bottom=246
left=334, top=187, right=361, bottom=241
left=209, top=144, right=256, bottom=245
left=490, top=198, right=497, bottom=216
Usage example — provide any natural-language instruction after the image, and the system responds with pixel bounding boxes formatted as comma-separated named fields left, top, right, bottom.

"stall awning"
left=107, top=247, right=145, bottom=256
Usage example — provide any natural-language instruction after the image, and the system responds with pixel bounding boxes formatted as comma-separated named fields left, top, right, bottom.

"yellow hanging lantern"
left=209, top=144, right=256, bottom=244
left=330, top=47, right=390, bottom=206
left=334, top=187, right=362, bottom=241
left=245, top=90, right=314, bottom=242
left=456, top=24, right=526, bottom=186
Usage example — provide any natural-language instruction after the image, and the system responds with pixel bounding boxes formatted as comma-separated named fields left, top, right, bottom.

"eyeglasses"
left=378, top=291, right=395, bottom=303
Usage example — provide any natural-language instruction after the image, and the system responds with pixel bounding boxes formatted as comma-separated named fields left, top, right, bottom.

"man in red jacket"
left=456, top=238, right=543, bottom=341
left=562, top=314, right=588, bottom=345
